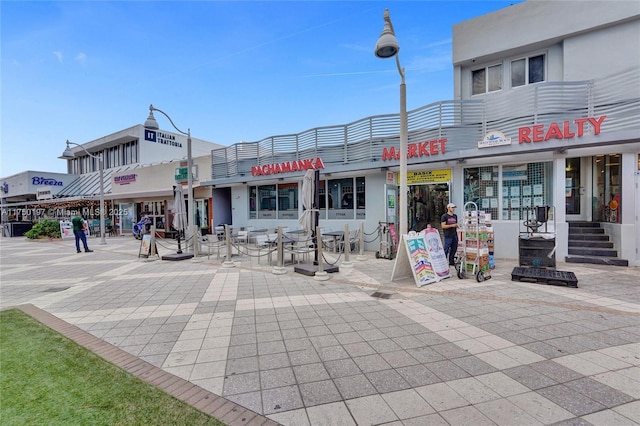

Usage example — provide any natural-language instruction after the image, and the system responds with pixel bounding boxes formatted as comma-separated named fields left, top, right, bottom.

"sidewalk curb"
left=12, top=304, right=281, bottom=426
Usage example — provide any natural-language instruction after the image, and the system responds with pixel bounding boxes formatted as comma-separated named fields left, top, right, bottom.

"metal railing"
left=211, top=68, right=639, bottom=180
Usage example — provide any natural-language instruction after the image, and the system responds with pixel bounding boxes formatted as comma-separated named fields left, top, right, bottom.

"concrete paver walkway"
left=1, top=235, right=639, bottom=425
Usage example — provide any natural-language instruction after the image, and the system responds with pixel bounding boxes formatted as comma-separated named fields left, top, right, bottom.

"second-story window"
left=511, top=54, right=545, bottom=88
left=472, top=64, right=502, bottom=95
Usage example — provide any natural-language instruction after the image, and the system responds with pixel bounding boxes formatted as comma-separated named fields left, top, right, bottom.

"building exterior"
left=2, top=1, right=638, bottom=265
left=1, top=124, right=224, bottom=236
left=202, top=0, right=640, bottom=266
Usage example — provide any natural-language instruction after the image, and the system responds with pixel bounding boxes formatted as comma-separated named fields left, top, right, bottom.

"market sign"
left=382, top=138, right=448, bottom=161
left=405, top=169, right=451, bottom=184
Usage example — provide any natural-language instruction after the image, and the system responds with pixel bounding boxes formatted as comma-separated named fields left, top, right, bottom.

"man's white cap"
left=447, top=203, right=456, bottom=208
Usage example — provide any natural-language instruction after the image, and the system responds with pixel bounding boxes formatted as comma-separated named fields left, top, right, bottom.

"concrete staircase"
left=565, top=221, right=628, bottom=266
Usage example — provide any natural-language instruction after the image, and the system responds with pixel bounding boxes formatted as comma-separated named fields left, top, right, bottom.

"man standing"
left=440, top=203, right=458, bottom=266
left=72, top=215, right=93, bottom=253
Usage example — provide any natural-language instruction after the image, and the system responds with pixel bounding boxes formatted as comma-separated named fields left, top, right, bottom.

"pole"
left=313, top=169, right=320, bottom=265
left=187, top=128, right=194, bottom=253
left=99, top=158, right=106, bottom=245
left=398, top=56, right=408, bottom=238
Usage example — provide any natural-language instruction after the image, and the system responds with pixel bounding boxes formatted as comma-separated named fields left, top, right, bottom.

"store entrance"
left=408, top=183, right=450, bottom=232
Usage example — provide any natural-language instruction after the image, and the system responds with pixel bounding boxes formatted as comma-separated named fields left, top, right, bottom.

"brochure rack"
left=456, top=201, right=493, bottom=282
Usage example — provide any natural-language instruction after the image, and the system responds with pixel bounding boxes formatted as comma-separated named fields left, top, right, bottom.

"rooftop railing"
left=211, top=68, right=639, bottom=180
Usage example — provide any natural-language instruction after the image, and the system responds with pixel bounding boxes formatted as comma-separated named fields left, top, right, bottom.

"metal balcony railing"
left=211, top=68, right=640, bottom=180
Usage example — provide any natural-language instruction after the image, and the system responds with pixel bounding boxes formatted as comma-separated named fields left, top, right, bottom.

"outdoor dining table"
left=266, top=235, right=296, bottom=264
left=323, top=230, right=344, bottom=253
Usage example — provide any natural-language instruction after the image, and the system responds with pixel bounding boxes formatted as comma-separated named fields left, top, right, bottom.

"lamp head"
left=375, top=9, right=399, bottom=58
left=144, top=104, right=160, bottom=130
left=61, top=140, right=76, bottom=159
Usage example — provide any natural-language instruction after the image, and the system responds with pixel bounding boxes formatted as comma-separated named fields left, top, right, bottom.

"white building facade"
left=203, top=0, right=640, bottom=266
left=1, top=124, right=223, bottom=237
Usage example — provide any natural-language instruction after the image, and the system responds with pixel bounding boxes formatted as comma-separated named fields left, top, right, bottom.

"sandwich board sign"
left=138, top=233, right=158, bottom=259
left=391, top=228, right=450, bottom=287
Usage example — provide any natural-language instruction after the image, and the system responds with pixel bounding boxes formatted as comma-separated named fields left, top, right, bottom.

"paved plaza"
left=1, top=235, right=639, bottom=425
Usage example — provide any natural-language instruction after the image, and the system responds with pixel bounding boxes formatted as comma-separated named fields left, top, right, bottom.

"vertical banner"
left=422, top=227, right=451, bottom=279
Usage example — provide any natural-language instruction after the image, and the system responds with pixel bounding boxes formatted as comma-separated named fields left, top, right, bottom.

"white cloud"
left=75, top=52, right=87, bottom=65
left=53, top=51, right=63, bottom=63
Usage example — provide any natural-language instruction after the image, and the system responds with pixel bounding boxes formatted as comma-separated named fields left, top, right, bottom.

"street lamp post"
left=144, top=104, right=194, bottom=252
left=61, top=140, right=106, bottom=245
left=375, top=8, right=408, bottom=238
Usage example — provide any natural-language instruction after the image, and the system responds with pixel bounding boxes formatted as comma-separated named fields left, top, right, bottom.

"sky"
left=1, top=0, right=519, bottom=178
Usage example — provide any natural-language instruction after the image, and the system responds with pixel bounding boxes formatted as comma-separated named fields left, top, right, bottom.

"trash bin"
left=5, top=222, right=33, bottom=237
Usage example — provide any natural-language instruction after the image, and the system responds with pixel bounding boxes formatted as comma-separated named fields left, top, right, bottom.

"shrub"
left=24, top=220, right=62, bottom=239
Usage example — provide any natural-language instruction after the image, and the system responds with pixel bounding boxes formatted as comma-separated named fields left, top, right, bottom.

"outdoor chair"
left=291, top=233, right=313, bottom=264
left=254, top=234, right=271, bottom=264
left=235, top=230, right=249, bottom=245
left=201, top=234, right=226, bottom=260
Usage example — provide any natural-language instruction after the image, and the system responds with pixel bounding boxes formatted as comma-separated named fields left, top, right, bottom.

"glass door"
left=119, top=203, right=134, bottom=235
left=593, top=154, right=621, bottom=222
left=565, top=157, right=582, bottom=220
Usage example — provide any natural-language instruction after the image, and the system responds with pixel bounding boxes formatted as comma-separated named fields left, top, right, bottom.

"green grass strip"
left=0, top=309, right=225, bottom=425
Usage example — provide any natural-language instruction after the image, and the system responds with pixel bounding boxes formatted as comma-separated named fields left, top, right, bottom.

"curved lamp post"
left=61, top=140, right=106, bottom=245
left=144, top=104, right=193, bottom=252
left=375, top=8, right=408, bottom=238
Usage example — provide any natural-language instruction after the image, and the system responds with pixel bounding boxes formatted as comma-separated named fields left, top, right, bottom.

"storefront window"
left=247, top=177, right=365, bottom=222
left=318, top=180, right=327, bottom=220
left=258, top=184, right=276, bottom=219
left=593, top=154, right=621, bottom=222
left=249, top=187, right=257, bottom=219
left=278, top=183, right=298, bottom=220
left=356, top=177, right=366, bottom=220
left=140, top=201, right=166, bottom=230
left=328, top=177, right=355, bottom=220
left=464, top=162, right=552, bottom=221
left=247, top=183, right=299, bottom=220
left=463, top=166, right=498, bottom=220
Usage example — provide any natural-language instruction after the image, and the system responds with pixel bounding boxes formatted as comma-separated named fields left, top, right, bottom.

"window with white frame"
left=463, top=162, right=553, bottom=221
left=247, top=183, right=299, bottom=220
left=511, top=54, right=545, bottom=88
left=472, top=64, right=502, bottom=95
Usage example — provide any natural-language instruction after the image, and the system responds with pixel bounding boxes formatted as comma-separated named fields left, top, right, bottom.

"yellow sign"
left=405, top=169, right=451, bottom=184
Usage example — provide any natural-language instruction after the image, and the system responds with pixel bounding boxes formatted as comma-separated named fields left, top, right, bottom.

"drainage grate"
left=370, top=292, right=393, bottom=299
left=42, top=287, right=70, bottom=293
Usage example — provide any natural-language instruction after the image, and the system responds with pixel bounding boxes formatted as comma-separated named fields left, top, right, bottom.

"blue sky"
left=1, top=0, right=518, bottom=177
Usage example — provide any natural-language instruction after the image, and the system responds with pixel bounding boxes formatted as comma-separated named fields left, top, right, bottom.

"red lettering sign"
left=519, top=116, right=606, bottom=144
left=251, top=158, right=325, bottom=176
left=381, top=139, right=448, bottom=161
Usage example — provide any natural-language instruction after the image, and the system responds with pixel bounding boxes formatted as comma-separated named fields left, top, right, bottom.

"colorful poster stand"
left=138, top=233, right=158, bottom=258
left=421, top=226, right=451, bottom=279
left=59, top=220, right=73, bottom=239
left=391, top=230, right=450, bottom=287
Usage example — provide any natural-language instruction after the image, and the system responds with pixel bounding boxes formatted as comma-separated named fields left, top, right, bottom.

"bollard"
left=357, top=221, right=367, bottom=261
left=341, top=223, right=353, bottom=268
left=222, top=224, right=235, bottom=268
left=314, top=225, right=329, bottom=281
left=272, top=226, right=286, bottom=275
